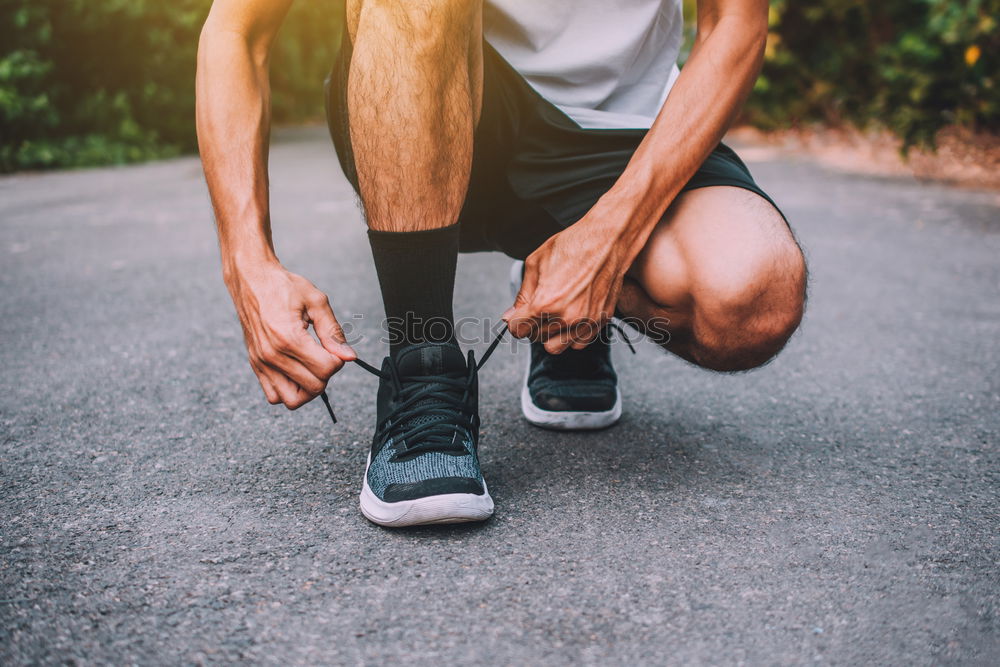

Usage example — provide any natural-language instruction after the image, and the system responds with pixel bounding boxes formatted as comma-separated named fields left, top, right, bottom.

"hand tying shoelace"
left=317, top=320, right=635, bottom=425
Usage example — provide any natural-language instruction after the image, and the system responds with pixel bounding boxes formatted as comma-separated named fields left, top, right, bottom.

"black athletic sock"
left=368, top=223, right=459, bottom=356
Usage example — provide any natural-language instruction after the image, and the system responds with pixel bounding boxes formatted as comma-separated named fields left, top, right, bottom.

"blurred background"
left=1, top=0, right=997, bottom=173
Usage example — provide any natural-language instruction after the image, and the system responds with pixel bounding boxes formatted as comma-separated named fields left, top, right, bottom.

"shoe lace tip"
left=320, top=391, right=337, bottom=424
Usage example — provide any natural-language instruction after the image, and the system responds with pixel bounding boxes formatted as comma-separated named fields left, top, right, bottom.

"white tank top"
left=484, top=0, right=684, bottom=129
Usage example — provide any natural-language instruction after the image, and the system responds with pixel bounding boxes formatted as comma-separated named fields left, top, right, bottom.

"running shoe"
left=357, top=342, right=494, bottom=527
left=509, top=260, right=623, bottom=430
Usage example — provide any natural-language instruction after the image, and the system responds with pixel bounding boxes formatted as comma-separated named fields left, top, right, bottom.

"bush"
left=2, top=1, right=997, bottom=170
left=747, top=0, right=999, bottom=149
left=0, top=0, right=340, bottom=171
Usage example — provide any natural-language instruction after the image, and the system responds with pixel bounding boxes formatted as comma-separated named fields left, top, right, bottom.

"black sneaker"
left=509, top=261, right=623, bottom=430
left=521, top=333, right=622, bottom=430
left=357, top=342, right=494, bottom=527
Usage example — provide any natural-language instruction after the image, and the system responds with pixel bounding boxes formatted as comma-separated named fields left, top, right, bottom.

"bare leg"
left=346, top=0, right=483, bottom=232
left=619, top=186, right=807, bottom=371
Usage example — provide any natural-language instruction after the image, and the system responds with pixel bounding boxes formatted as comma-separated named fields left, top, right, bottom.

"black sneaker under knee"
left=508, top=260, right=623, bottom=430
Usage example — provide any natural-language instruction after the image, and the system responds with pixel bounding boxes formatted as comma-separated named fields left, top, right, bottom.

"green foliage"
left=2, top=1, right=997, bottom=169
left=747, top=0, right=999, bottom=149
left=0, top=0, right=340, bottom=171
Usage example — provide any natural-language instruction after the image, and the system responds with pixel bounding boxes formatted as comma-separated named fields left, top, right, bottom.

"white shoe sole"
left=520, top=360, right=622, bottom=431
left=359, top=454, right=494, bottom=528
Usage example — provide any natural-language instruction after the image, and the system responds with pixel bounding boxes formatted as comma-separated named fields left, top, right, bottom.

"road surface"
left=2, top=127, right=998, bottom=664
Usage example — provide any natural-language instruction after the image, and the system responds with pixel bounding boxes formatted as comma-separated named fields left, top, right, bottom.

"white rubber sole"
left=520, top=359, right=622, bottom=431
left=520, top=382, right=622, bottom=431
left=359, top=454, right=494, bottom=528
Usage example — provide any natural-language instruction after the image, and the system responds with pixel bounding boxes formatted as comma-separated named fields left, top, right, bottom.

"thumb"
left=503, top=260, right=538, bottom=321
left=504, top=264, right=540, bottom=339
left=307, top=299, right=356, bottom=361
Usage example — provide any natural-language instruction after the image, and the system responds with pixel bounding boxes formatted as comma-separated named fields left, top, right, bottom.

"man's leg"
left=513, top=186, right=802, bottom=431
left=620, top=186, right=806, bottom=371
left=342, top=1, right=495, bottom=528
left=346, top=0, right=483, bottom=351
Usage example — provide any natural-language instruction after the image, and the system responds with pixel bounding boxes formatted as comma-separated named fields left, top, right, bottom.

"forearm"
left=594, top=11, right=768, bottom=254
left=196, top=26, right=277, bottom=281
left=194, top=1, right=352, bottom=409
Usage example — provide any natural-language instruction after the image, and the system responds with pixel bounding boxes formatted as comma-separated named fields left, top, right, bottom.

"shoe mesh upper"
left=367, top=436, right=481, bottom=500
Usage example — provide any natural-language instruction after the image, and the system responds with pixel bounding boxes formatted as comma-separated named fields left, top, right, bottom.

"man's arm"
left=506, top=0, right=769, bottom=353
left=197, top=0, right=354, bottom=410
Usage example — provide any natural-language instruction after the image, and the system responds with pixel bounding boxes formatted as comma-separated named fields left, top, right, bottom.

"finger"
left=543, top=329, right=572, bottom=355
left=265, top=352, right=327, bottom=398
left=568, top=317, right=602, bottom=349
left=260, top=363, right=311, bottom=409
left=506, top=257, right=557, bottom=339
left=504, top=304, right=531, bottom=338
left=506, top=306, right=549, bottom=340
left=506, top=294, right=557, bottom=339
left=285, top=328, right=346, bottom=383
left=533, top=317, right=567, bottom=343
left=305, top=295, right=356, bottom=361
left=502, top=258, right=540, bottom=321
left=512, top=310, right=570, bottom=342
left=251, top=362, right=281, bottom=404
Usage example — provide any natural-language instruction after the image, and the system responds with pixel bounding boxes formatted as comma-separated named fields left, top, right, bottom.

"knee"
left=690, top=242, right=806, bottom=372
left=359, top=0, right=477, bottom=50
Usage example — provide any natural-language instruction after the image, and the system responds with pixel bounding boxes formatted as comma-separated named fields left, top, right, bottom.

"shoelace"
left=318, top=319, right=633, bottom=431
left=607, top=321, right=637, bottom=355
left=533, top=321, right=637, bottom=372
left=318, top=327, right=508, bottom=458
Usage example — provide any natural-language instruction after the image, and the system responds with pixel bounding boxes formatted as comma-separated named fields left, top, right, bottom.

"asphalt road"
left=2, top=127, right=998, bottom=665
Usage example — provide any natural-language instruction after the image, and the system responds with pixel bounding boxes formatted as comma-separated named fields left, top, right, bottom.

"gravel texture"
left=1, top=127, right=998, bottom=664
